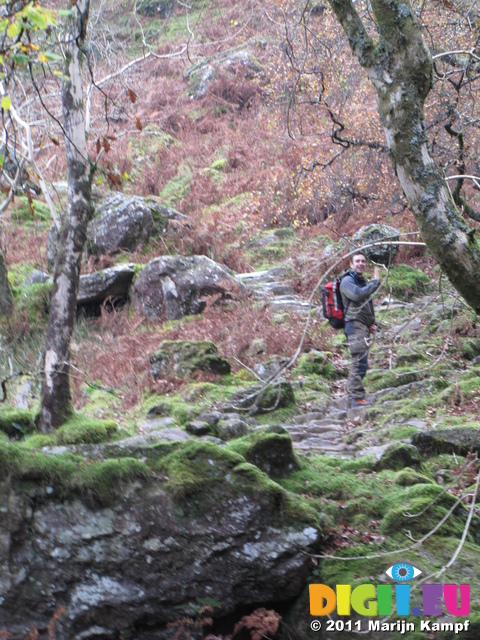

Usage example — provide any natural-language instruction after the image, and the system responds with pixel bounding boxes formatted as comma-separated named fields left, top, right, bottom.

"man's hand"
left=369, top=323, right=377, bottom=334
left=374, top=267, right=380, bottom=280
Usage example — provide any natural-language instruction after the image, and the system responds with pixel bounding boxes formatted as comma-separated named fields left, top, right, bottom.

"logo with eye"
left=386, top=563, right=422, bottom=582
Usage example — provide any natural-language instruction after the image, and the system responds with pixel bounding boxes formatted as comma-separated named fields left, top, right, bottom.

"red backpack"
left=321, top=273, right=352, bottom=329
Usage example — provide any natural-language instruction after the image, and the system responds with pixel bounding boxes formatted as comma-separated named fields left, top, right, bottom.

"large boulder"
left=412, top=427, right=480, bottom=457
left=353, top=224, right=400, bottom=265
left=186, top=47, right=263, bottom=99
left=87, top=194, right=183, bottom=257
left=149, top=340, right=231, bottom=378
left=47, top=195, right=185, bottom=270
left=132, top=254, right=248, bottom=320
left=78, top=264, right=136, bottom=305
left=0, top=441, right=320, bottom=639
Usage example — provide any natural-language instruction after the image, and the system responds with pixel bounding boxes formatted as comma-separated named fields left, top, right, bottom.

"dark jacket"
left=340, top=272, right=380, bottom=327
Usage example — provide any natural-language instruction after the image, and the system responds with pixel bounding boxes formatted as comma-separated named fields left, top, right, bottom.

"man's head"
left=350, top=252, right=367, bottom=274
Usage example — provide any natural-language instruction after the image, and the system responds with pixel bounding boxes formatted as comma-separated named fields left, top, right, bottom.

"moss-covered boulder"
left=56, top=416, right=119, bottom=445
left=394, top=468, right=434, bottom=486
left=0, top=408, right=36, bottom=439
left=0, top=438, right=320, bottom=637
left=150, top=340, right=231, bottom=379
left=185, top=420, right=212, bottom=436
left=376, top=443, right=421, bottom=471
left=412, top=427, right=480, bottom=457
left=223, top=379, right=295, bottom=415
left=246, top=433, right=300, bottom=479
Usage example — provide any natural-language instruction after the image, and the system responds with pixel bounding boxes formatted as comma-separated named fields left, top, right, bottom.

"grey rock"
left=132, top=255, right=248, bottom=321
left=186, top=47, right=262, bottom=99
left=217, top=418, right=249, bottom=440
left=0, top=456, right=319, bottom=638
left=254, top=358, right=289, bottom=382
left=185, top=421, right=212, bottom=436
left=78, top=264, right=136, bottom=305
left=14, top=378, right=33, bottom=410
left=352, top=224, right=400, bottom=265
left=23, top=269, right=51, bottom=286
left=138, top=417, right=175, bottom=432
left=47, top=195, right=185, bottom=269
left=197, top=411, right=222, bottom=427
left=87, top=194, right=181, bottom=257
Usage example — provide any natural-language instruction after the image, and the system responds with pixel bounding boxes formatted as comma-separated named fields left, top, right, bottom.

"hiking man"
left=340, top=252, right=381, bottom=408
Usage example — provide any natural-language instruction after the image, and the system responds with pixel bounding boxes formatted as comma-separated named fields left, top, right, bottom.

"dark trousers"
left=345, top=321, right=371, bottom=400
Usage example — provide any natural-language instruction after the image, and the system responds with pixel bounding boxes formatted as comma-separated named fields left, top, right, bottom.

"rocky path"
left=236, top=267, right=314, bottom=315
left=236, top=267, right=365, bottom=458
left=131, top=268, right=436, bottom=463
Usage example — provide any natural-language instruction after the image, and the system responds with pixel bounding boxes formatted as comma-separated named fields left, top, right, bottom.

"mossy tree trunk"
left=0, top=250, right=12, bottom=316
left=37, top=0, right=93, bottom=432
left=327, top=0, right=480, bottom=312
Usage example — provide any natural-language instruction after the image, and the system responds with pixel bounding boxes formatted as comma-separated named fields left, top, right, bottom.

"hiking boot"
left=350, top=398, right=373, bottom=408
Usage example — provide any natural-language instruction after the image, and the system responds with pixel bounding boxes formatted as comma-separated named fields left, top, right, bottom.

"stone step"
left=294, top=441, right=353, bottom=453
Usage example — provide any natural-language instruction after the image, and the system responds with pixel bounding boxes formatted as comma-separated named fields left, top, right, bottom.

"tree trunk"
left=37, top=0, right=92, bottom=432
left=327, top=0, right=480, bottom=312
left=0, top=250, right=13, bottom=316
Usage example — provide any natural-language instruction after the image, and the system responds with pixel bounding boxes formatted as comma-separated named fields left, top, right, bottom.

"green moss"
left=10, top=197, right=53, bottom=225
left=56, top=415, right=118, bottom=445
left=158, top=440, right=245, bottom=499
left=0, top=408, right=36, bottom=438
left=7, top=264, right=35, bottom=289
left=295, top=351, right=340, bottom=380
left=394, top=468, right=434, bottom=486
left=167, top=399, right=197, bottom=425
left=15, top=280, right=53, bottom=325
left=79, top=457, right=151, bottom=504
left=365, top=367, right=424, bottom=392
left=207, top=158, right=227, bottom=172
left=157, top=440, right=318, bottom=525
left=0, top=441, right=150, bottom=505
left=159, top=163, right=193, bottom=206
left=389, top=425, right=419, bottom=439
left=380, top=484, right=466, bottom=537
left=20, top=434, right=56, bottom=449
left=386, top=265, right=430, bottom=300
left=278, top=456, right=379, bottom=502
